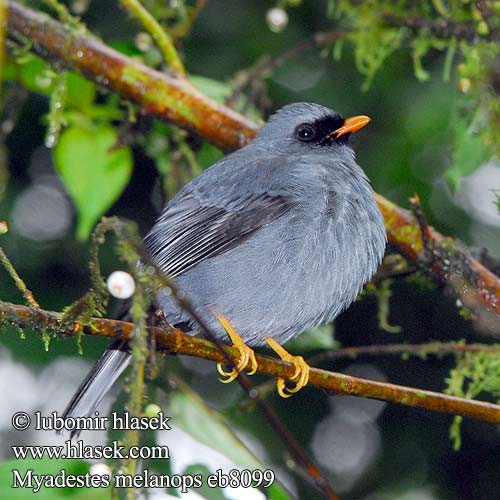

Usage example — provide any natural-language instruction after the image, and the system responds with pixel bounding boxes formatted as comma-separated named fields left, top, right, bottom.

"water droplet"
left=90, top=462, right=111, bottom=476
left=45, top=133, right=57, bottom=148
left=135, top=32, right=152, bottom=52
left=266, top=7, right=288, bottom=33
left=72, top=0, right=88, bottom=15
left=107, top=270, right=136, bottom=299
left=2, top=119, right=14, bottom=135
left=35, top=74, right=53, bottom=89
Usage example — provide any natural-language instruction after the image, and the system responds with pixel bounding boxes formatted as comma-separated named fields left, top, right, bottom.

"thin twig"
left=409, top=193, right=434, bottom=255
left=474, top=1, right=500, bottom=42
left=309, top=341, right=500, bottom=364
left=0, top=234, right=40, bottom=308
left=2, top=299, right=500, bottom=425
left=124, top=280, right=148, bottom=500
left=120, top=0, right=186, bottom=75
left=41, top=0, right=83, bottom=30
left=0, top=0, right=6, bottom=101
left=382, top=12, right=497, bottom=42
left=170, top=0, right=206, bottom=40
left=371, top=265, right=418, bottom=284
left=227, top=31, right=346, bottom=108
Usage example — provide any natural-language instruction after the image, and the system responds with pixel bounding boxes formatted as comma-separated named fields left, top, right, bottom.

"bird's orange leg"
left=216, top=315, right=258, bottom=383
left=265, top=338, right=310, bottom=398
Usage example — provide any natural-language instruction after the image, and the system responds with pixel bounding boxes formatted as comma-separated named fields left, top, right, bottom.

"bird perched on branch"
left=63, top=102, right=386, bottom=424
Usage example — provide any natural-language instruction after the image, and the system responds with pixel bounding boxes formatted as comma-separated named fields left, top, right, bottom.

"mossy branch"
left=1, top=299, right=500, bottom=425
left=310, top=341, right=500, bottom=364
left=6, top=2, right=257, bottom=149
left=382, top=12, right=499, bottom=42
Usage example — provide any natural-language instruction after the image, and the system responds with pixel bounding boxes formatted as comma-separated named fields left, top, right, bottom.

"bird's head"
left=254, top=102, right=370, bottom=156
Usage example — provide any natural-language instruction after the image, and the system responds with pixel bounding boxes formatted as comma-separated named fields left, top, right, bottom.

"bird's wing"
left=144, top=192, right=294, bottom=278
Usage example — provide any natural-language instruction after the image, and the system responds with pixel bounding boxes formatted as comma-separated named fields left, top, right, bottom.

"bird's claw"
left=216, top=314, right=258, bottom=383
left=265, top=337, right=310, bottom=398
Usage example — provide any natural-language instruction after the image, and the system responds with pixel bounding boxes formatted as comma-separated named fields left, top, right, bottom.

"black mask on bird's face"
left=253, top=102, right=370, bottom=156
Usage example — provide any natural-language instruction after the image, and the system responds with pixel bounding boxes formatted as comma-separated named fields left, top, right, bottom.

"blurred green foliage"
left=54, top=125, right=132, bottom=240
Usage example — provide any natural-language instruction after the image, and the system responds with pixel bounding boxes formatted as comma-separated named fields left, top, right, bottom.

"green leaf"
left=190, top=75, right=232, bottom=103
left=446, top=117, right=489, bottom=191
left=197, top=141, right=224, bottom=169
left=183, top=464, right=228, bottom=500
left=285, top=324, right=337, bottom=352
left=65, top=72, right=96, bottom=111
left=169, top=382, right=263, bottom=470
left=54, top=124, right=133, bottom=240
left=190, top=75, right=263, bottom=123
left=144, top=120, right=171, bottom=175
left=168, top=378, right=293, bottom=499
left=14, top=55, right=55, bottom=95
left=7, top=54, right=95, bottom=110
left=0, top=458, right=110, bottom=499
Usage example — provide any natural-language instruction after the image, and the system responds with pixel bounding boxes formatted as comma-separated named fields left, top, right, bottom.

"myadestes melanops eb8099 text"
left=62, top=102, right=387, bottom=422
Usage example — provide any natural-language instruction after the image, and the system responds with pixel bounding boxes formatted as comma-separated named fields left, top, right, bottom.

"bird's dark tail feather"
left=61, top=339, right=131, bottom=438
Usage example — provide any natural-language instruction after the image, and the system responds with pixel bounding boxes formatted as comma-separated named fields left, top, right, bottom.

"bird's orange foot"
left=216, top=315, right=258, bottom=383
left=265, top=337, right=310, bottom=398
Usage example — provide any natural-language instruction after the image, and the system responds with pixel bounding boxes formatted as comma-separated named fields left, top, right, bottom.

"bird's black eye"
left=295, top=123, right=316, bottom=142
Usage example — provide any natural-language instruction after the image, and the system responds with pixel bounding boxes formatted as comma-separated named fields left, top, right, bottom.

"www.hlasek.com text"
left=12, top=439, right=170, bottom=460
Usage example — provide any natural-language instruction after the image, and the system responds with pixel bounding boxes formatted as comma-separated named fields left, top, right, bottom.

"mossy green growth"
left=323, top=1, right=500, bottom=189
left=445, top=351, right=500, bottom=449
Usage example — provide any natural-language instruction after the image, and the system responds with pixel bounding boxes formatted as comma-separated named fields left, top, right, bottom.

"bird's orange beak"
left=328, top=115, right=371, bottom=138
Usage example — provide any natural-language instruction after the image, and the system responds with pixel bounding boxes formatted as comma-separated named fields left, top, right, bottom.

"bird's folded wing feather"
left=144, top=192, right=294, bottom=278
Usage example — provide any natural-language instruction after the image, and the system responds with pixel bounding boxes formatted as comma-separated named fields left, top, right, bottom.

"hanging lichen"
left=446, top=351, right=500, bottom=449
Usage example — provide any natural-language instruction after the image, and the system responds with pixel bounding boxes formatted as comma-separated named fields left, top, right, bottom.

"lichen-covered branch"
left=1, top=299, right=499, bottom=425
left=382, top=12, right=499, bottom=42
left=309, top=341, right=500, bottom=364
left=5, top=2, right=500, bottom=320
left=376, top=194, right=500, bottom=322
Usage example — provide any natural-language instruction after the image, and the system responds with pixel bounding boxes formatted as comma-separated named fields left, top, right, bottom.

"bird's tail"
left=61, top=339, right=131, bottom=437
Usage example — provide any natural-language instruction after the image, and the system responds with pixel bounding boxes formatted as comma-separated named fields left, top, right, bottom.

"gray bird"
left=62, top=102, right=386, bottom=422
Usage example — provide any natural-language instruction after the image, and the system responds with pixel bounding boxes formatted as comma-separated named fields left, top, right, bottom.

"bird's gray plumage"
left=62, top=102, right=386, bottom=425
left=146, top=102, right=387, bottom=345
